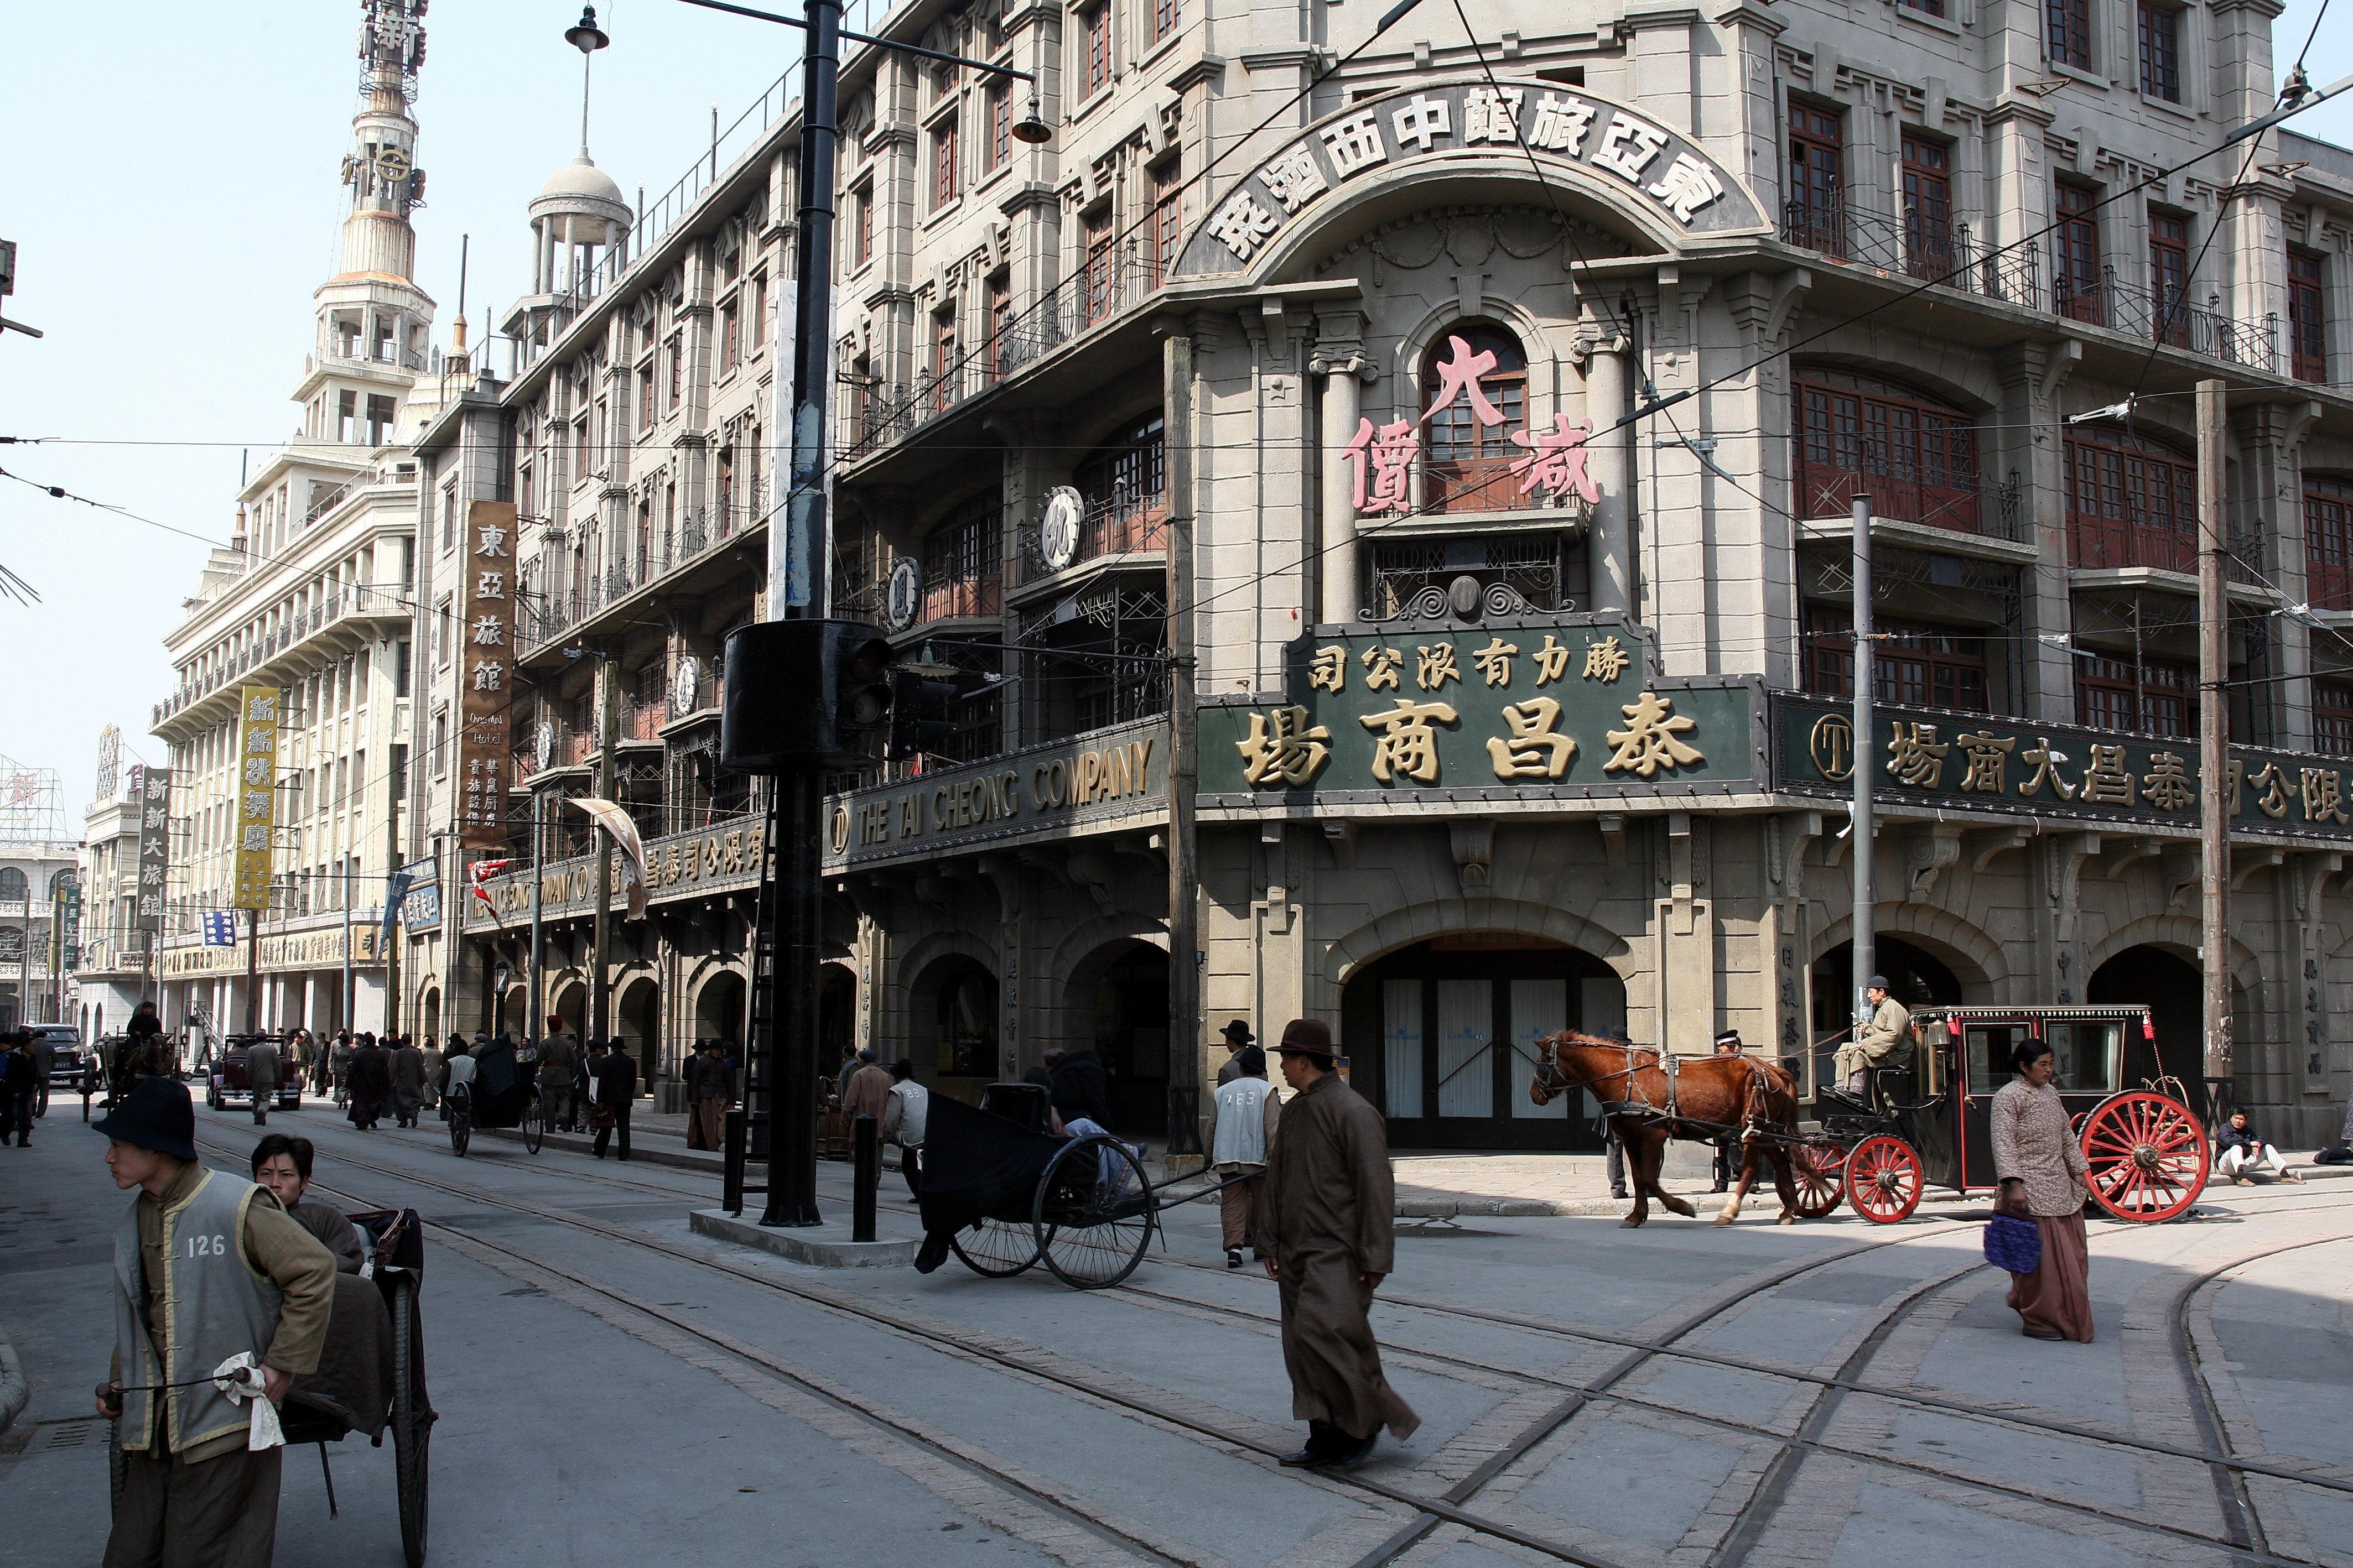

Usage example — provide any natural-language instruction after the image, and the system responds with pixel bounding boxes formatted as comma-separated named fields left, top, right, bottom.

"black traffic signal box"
left=720, top=619, right=894, bottom=772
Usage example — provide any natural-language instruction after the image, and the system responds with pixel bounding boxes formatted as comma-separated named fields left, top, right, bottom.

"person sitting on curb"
left=2217, top=1109, right=2302, bottom=1185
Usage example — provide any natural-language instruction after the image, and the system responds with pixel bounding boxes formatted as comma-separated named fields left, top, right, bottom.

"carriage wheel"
left=1844, top=1134, right=1924, bottom=1223
left=522, top=1097, right=544, bottom=1155
left=1033, top=1137, right=1156, bottom=1290
left=1789, top=1140, right=1847, bottom=1219
left=949, top=1218, right=1042, bottom=1277
left=389, top=1274, right=431, bottom=1568
left=448, top=1109, right=470, bottom=1159
left=2080, top=1091, right=2209, bottom=1222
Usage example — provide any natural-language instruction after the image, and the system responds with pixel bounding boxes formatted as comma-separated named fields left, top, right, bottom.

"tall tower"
left=300, top=0, right=437, bottom=451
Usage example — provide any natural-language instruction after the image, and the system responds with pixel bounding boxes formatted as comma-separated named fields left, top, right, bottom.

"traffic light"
left=887, top=666, right=959, bottom=759
left=720, top=619, right=895, bottom=772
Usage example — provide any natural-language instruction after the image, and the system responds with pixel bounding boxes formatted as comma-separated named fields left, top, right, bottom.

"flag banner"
left=568, top=798, right=650, bottom=919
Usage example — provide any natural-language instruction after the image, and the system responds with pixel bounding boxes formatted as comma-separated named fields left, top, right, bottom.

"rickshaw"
left=111, top=1207, right=433, bottom=1567
left=443, top=1039, right=542, bottom=1158
left=1791, top=1004, right=2211, bottom=1223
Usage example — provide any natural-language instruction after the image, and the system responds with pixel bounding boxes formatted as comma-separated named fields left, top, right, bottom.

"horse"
left=1529, top=1030, right=1805, bottom=1227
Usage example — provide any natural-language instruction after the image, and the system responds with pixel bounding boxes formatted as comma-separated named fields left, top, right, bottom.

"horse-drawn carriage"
left=913, top=1083, right=1164, bottom=1289
left=1792, top=1004, right=2211, bottom=1223
left=1532, top=1003, right=2210, bottom=1227
left=110, top=1207, right=433, bottom=1567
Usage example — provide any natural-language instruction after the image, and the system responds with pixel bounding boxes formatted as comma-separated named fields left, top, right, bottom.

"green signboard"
left=1200, top=617, right=1764, bottom=804
left=1773, top=693, right=2353, bottom=841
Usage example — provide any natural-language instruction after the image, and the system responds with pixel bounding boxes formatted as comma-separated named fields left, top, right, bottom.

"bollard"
left=852, top=1113, right=879, bottom=1243
left=723, top=1107, right=747, bottom=1216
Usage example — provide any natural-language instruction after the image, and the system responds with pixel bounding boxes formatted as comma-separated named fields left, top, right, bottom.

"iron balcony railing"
left=1781, top=196, right=2043, bottom=310
left=1016, top=486, right=1168, bottom=585
left=1795, top=456, right=2025, bottom=543
left=150, top=582, right=415, bottom=727
left=2075, top=268, right=2280, bottom=372
left=521, top=481, right=768, bottom=654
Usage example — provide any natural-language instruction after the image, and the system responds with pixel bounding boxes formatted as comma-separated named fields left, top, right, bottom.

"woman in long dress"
left=1990, top=1038, right=2095, bottom=1341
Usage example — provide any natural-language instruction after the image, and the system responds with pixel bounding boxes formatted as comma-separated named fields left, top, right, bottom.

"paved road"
left=7, top=1096, right=2351, bottom=1568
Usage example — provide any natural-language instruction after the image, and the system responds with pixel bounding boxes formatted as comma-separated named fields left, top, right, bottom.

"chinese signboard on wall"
left=465, top=816, right=776, bottom=929
left=51, top=876, right=79, bottom=973
left=456, top=499, right=519, bottom=849
left=1172, top=78, right=1764, bottom=279
left=1201, top=618, right=1763, bottom=803
left=158, top=923, right=384, bottom=979
left=1774, top=694, right=2353, bottom=840
left=129, top=762, right=172, bottom=938
left=231, top=687, right=283, bottom=910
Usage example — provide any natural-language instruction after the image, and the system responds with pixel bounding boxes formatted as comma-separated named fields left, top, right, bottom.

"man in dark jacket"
left=1049, top=1045, right=1114, bottom=1132
left=590, top=1038, right=638, bottom=1160
left=0, top=1033, right=36, bottom=1147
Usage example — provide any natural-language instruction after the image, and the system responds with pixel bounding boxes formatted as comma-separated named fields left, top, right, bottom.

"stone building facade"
left=438, top=0, right=2353, bottom=1144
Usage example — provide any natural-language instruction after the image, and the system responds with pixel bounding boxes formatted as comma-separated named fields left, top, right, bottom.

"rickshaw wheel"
left=949, top=1217, right=1042, bottom=1277
left=1034, top=1136, right=1156, bottom=1290
left=1789, top=1140, right=1847, bottom=1219
left=1845, top=1134, right=1924, bottom=1223
left=389, top=1274, right=430, bottom=1568
left=2080, top=1090, right=2209, bottom=1222
left=448, top=1106, right=470, bottom=1159
left=522, top=1096, right=544, bottom=1155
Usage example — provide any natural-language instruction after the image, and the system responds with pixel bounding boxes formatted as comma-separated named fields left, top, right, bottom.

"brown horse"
left=1529, top=1030, right=1805, bottom=1227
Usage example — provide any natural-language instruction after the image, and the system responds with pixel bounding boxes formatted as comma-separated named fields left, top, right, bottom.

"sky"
left=3, top=0, right=2353, bottom=837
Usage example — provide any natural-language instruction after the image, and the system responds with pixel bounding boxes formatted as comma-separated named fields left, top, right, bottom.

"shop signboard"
left=1774, top=693, right=2353, bottom=840
left=129, top=763, right=172, bottom=935
left=1200, top=618, right=1764, bottom=804
left=455, top=500, right=519, bottom=848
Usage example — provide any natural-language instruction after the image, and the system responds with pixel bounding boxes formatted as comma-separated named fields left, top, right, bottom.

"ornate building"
left=149, top=0, right=438, bottom=1039
left=434, top=0, right=2353, bottom=1143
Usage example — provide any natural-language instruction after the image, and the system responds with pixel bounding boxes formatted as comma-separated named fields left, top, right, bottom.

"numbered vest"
left=112, top=1170, right=284, bottom=1454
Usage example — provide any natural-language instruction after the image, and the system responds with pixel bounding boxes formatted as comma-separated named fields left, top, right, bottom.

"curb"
left=474, top=1124, right=731, bottom=1176
left=690, top=1207, right=917, bottom=1268
left=0, top=1320, right=26, bottom=1436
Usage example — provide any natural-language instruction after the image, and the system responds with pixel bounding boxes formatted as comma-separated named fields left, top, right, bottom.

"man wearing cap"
left=1835, top=977, right=1910, bottom=1096
left=1214, top=1020, right=1257, bottom=1086
left=1255, top=1019, right=1420, bottom=1468
left=94, top=1077, right=337, bottom=1568
left=1207, top=1044, right=1280, bottom=1268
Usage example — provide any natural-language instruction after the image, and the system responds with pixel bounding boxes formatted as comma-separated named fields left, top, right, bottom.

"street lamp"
left=565, top=6, right=610, bottom=54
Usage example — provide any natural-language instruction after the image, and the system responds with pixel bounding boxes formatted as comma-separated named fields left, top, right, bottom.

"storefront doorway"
left=1083, top=941, right=1169, bottom=1133
left=1341, top=935, right=1625, bottom=1149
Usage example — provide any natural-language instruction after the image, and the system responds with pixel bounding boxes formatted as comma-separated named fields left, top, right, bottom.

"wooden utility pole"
left=1851, top=490, right=1874, bottom=1035
left=591, top=652, right=619, bottom=1044
left=2196, top=378, right=2232, bottom=1108
left=1163, top=332, right=1202, bottom=1166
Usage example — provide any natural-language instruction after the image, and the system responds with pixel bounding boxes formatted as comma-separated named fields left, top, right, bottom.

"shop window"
left=1793, top=371, right=1980, bottom=530
left=2138, top=1, right=2181, bottom=101
left=1786, top=101, right=1845, bottom=257
left=2291, top=250, right=2328, bottom=384
left=2048, top=0, right=2092, bottom=68
left=2055, top=184, right=2102, bottom=323
left=2064, top=429, right=2196, bottom=572
left=2307, top=476, right=2353, bottom=610
left=1420, top=321, right=1528, bottom=514
left=1804, top=607, right=1992, bottom=714
left=2078, top=654, right=2191, bottom=738
left=2318, top=680, right=2353, bottom=757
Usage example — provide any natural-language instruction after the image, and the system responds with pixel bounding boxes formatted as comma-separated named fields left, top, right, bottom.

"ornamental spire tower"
left=336, top=0, right=428, bottom=284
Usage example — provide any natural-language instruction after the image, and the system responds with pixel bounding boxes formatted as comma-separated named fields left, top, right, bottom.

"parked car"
left=29, top=1024, right=85, bottom=1091
left=207, top=1035, right=302, bottom=1112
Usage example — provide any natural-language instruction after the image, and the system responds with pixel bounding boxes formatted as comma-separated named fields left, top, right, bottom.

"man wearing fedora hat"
left=1214, top=1020, right=1257, bottom=1086
left=92, top=1076, right=337, bottom=1568
left=1255, top=1018, right=1420, bottom=1468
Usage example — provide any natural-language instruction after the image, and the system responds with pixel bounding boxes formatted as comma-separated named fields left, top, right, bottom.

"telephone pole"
left=2196, top=378, right=2231, bottom=1113
left=590, top=650, right=618, bottom=1045
left=1851, top=489, right=1874, bottom=1034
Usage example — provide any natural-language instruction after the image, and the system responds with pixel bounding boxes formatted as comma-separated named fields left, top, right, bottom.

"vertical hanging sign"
left=129, top=763, right=172, bottom=944
left=231, top=686, right=283, bottom=910
left=457, top=500, right=520, bottom=848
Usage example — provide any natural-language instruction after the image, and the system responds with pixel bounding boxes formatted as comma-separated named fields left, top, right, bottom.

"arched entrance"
left=1074, top=941, right=1168, bottom=1133
left=818, top=963, right=854, bottom=1070
left=1811, top=936, right=1968, bottom=1095
left=1340, top=934, right=1625, bottom=1149
left=418, top=987, right=440, bottom=1044
left=696, top=969, right=747, bottom=1052
left=2089, top=944, right=2211, bottom=1116
left=548, top=980, right=587, bottom=1043
left=908, top=955, right=999, bottom=1093
left=616, top=978, right=659, bottom=1087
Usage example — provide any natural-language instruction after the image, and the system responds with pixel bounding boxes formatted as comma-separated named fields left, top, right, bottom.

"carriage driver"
left=1833, top=976, right=1911, bottom=1096
left=93, top=1077, right=338, bottom=1568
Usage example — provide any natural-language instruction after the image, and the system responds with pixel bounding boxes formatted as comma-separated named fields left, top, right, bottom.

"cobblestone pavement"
left=8, top=1095, right=2349, bottom=1568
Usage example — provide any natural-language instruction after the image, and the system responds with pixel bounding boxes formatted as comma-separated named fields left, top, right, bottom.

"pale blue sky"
left=1, top=0, right=2349, bottom=819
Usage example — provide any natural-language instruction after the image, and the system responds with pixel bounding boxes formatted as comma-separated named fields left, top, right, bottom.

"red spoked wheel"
left=1845, top=1134, right=1924, bottom=1223
left=2080, top=1090, right=2209, bottom=1222
left=1789, top=1140, right=1847, bottom=1218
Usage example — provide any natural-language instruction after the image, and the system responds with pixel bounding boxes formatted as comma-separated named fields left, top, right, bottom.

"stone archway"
left=1059, top=938, right=1170, bottom=1134
left=548, top=978, right=588, bottom=1043
left=1321, top=896, right=1635, bottom=1003
left=616, top=977, right=659, bottom=1087
left=905, top=953, right=1000, bottom=1090
left=693, top=968, right=747, bottom=1054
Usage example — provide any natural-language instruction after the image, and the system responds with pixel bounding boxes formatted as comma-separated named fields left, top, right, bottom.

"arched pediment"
left=1172, top=77, right=1767, bottom=284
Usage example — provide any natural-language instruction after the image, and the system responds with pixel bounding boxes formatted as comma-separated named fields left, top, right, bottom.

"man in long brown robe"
left=1255, top=1018, right=1420, bottom=1468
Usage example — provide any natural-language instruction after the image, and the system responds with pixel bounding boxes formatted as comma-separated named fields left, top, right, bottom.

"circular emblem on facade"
left=1808, top=713, right=1857, bottom=783
left=375, top=147, right=412, bottom=184
left=534, top=718, right=555, bottom=773
left=831, top=806, right=852, bottom=855
left=672, top=654, right=702, bottom=716
left=1037, top=486, right=1084, bottom=572
left=884, top=557, right=923, bottom=632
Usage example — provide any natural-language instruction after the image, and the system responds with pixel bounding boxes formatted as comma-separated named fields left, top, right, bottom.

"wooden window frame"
left=1792, top=371, right=1981, bottom=532
left=2290, top=249, right=2328, bottom=384
left=1421, top=321, right=1529, bottom=515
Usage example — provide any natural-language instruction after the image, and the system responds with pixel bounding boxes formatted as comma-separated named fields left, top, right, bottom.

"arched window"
left=2063, top=426, right=2196, bottom=572
left=1793, top=370, right=1981, bottom=532
left=1072, top=413, right=1167, bottom=560
left=1420, top=323, right=1528, bottom=513
left=0, top=868, right=26, bottom=903
left=48, top=869, right=75, bottom=899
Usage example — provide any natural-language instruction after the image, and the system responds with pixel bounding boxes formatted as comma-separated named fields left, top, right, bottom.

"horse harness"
left=1547, top=1038, right=1777, bottom=1142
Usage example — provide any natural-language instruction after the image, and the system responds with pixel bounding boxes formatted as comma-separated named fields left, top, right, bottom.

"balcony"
left=1795, top=454, right=2022, bottom=542
left=1781, top=196, right=2043, bottom=310
left=521, top=480, right=767, bottom=654
left=2069, top=510, right=2264, bottom=582
left=1016, top=488, right=1167, bottom=586
left=152, top=581, right=415, bottom=729
left=844, top=251, right=1166, bottom=462
left=2060, top=269, right=2279, bottom=372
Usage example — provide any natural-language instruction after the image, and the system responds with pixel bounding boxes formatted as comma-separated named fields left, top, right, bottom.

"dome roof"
left=539, top=153, right=626, bottom=206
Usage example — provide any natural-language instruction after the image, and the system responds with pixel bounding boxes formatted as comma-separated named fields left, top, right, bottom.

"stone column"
left=1311, top=342, right=1364, bottom=627
left=1578, top=325, right=1634, bottom=616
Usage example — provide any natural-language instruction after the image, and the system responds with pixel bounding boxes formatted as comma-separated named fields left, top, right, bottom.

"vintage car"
left=206, top=1035, right=303, bottom=1112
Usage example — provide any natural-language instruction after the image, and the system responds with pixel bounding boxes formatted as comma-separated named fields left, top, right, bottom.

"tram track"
left=200, top=1114, right=2353, bottom=1568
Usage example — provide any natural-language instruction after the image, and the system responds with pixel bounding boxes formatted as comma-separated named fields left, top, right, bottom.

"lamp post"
left=560, top=1, right=1046, bottom=1228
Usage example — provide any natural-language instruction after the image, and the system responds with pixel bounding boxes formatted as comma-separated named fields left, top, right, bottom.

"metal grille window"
left=2319, top=681, right=2353, bottom=757
left=2055, top=185, right=2102, bottom=323
left=2079, top=654, right=2190, bottom=738
left=2064, top=430, right=2196, bottom=572
left=2292, top=251, right=2328, bottom=384
left=2138, top=1, right=2180, bottom=101
left=1793, top=372, right=1980, bottom=530
left=1368, top=533, right=1570, bottom=619
left=1804, top=608, right=1991, bottom=713
left=1421, top=322, right=1528, bottom=514
left=2048, top=0, right=2091, bottom=67
left=1787, top=101, right=1844, bottom=258
left=2308, top=476, right=2353, bottom=610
